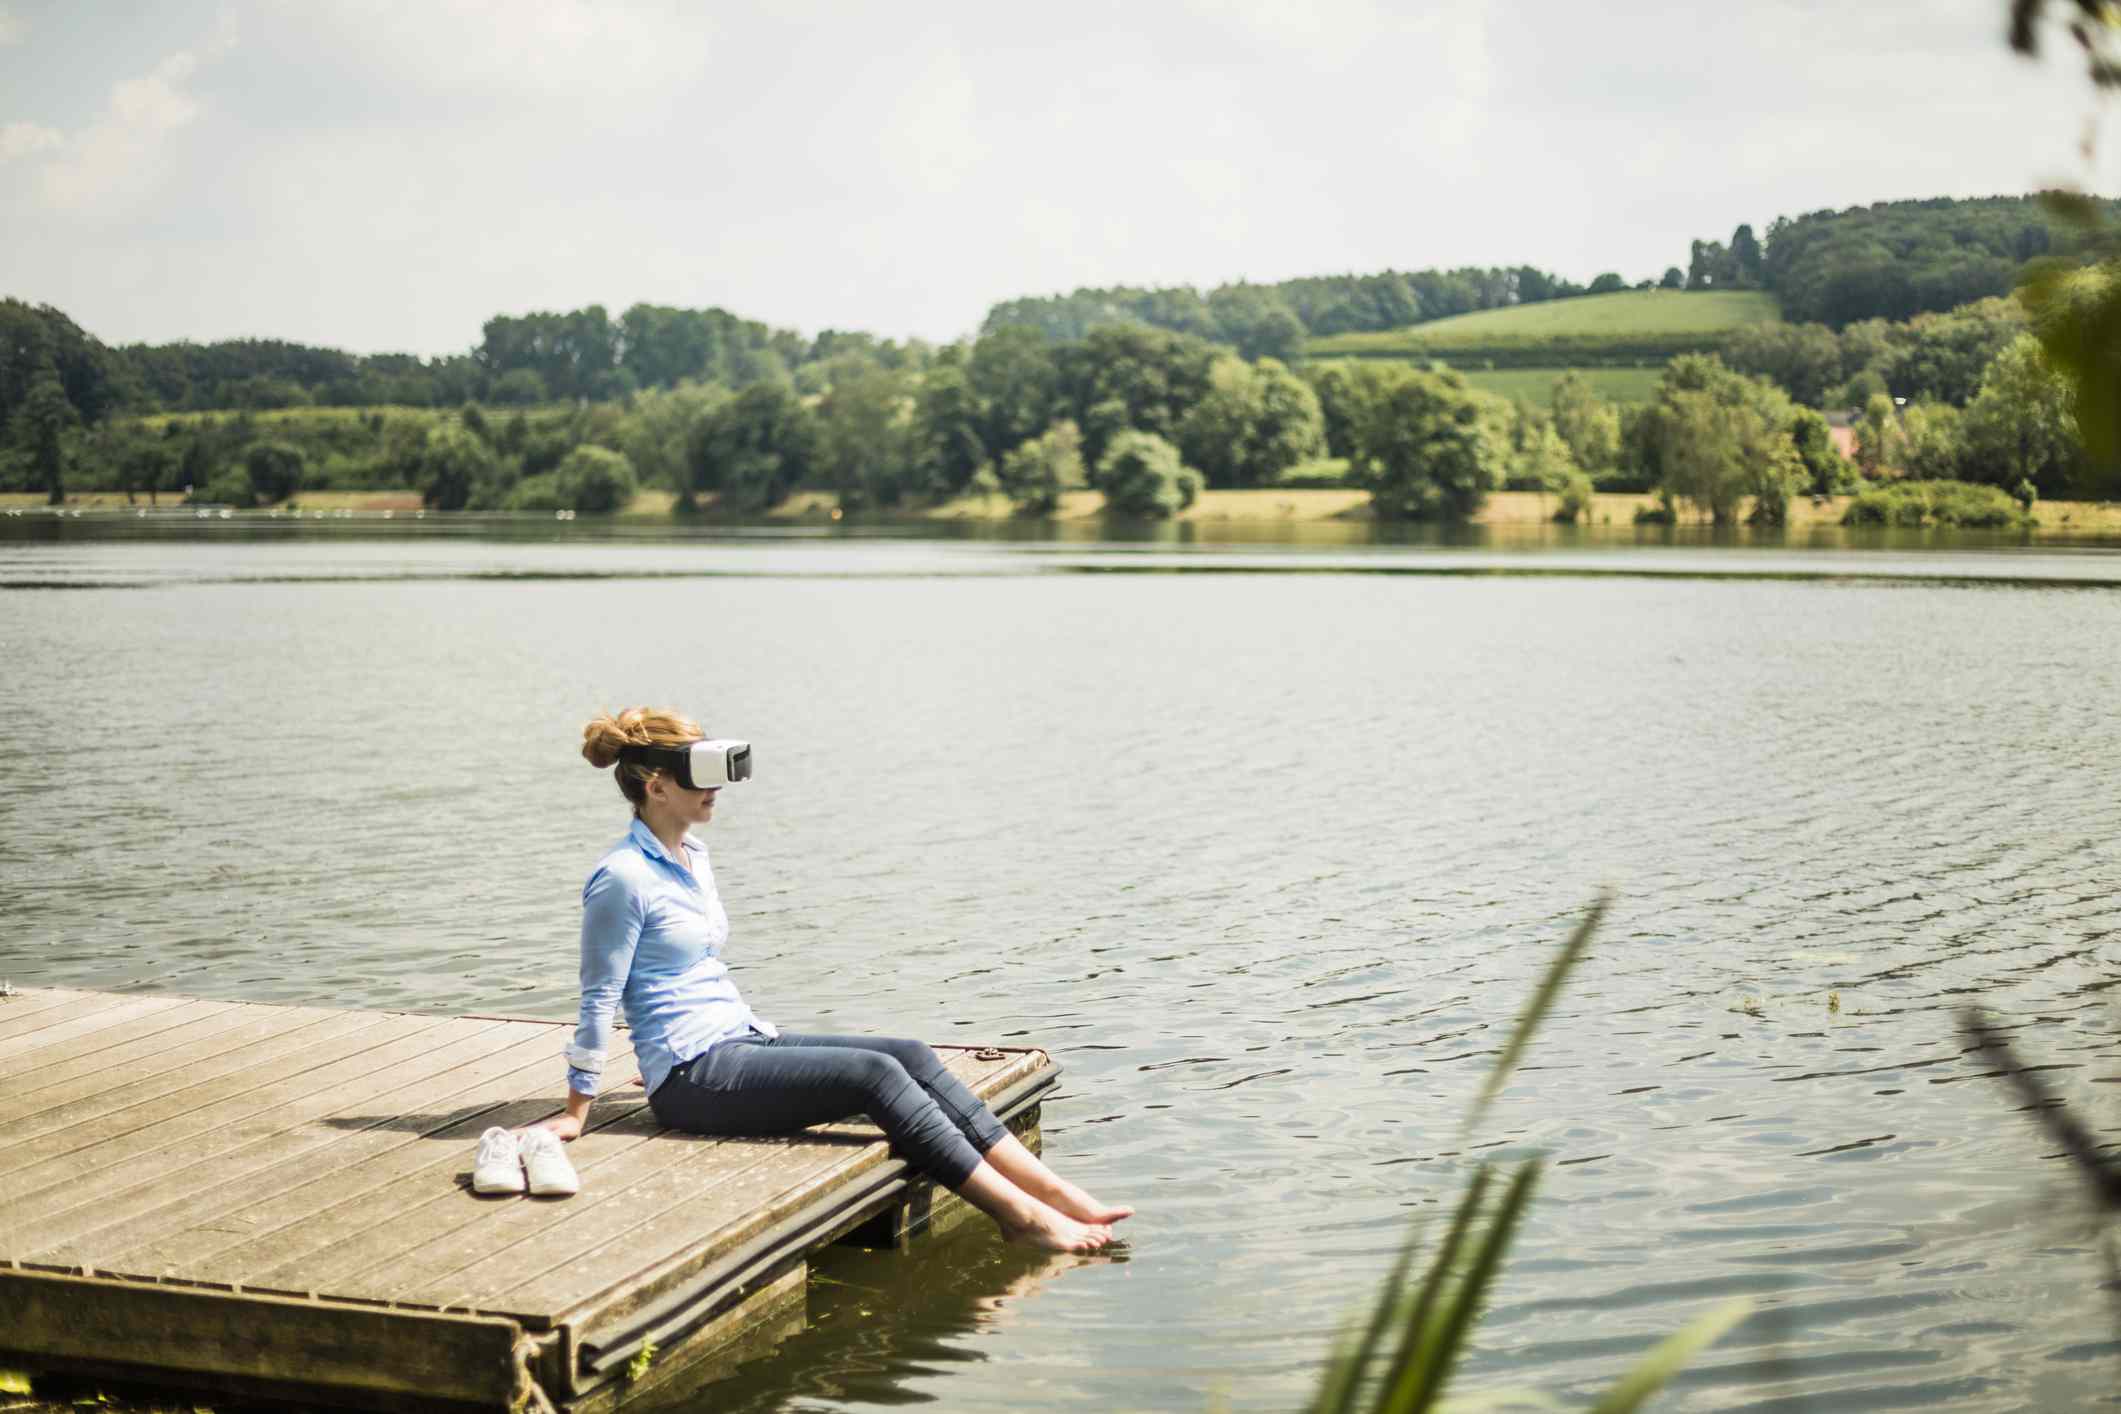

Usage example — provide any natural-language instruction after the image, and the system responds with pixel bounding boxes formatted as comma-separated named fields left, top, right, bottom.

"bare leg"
left=981, top=1132, right=1133, bottom=1225
left=955, top=1159, right=1116, bottom=1253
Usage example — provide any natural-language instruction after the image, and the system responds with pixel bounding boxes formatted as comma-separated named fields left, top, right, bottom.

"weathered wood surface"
left=0, top=985, right=1055, bottom=1411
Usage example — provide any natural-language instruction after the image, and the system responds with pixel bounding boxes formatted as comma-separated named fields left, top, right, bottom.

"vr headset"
left=616, top=739, right=752, bottom=790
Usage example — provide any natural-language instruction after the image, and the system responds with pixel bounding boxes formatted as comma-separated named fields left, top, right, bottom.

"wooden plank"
left=11, top=998, right=246, bottom=1096
left=0, top=987, right=101, bottom=1032
left=539, top=1049, right=1044, bottom=1335
left=424, top=1051, right=1027, bottom=1316
left=104, top=1085, right=585, bottom=1280
left=565, top=1263, right=807, bottom=1414
left=0, top=1014, right=501, bottom=1229
left=3, top=1003, right=345, bottom=1141
left=0, top=1267, right=524, bottom=1408
left=22, top=1017, right=549, bottom=1264
left=167, top=1080, right=646, bottom=1290
left=0, top=1007, right=393, bottom=1182
left=398, top=1132, right=798, bottom=1314
left=0, top=993, right=187, bottom=1060
left=243, top=1099, right=672, bottom=1299
left=35, top=1021, right=572, bottom=1266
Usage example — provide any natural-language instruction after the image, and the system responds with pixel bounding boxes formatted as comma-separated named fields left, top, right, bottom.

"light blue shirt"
left=566, top=817, right=776, bottom=1100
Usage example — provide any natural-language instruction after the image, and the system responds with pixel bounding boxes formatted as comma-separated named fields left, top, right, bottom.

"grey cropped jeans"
left=648, top=1030, right=1008, bottom=1189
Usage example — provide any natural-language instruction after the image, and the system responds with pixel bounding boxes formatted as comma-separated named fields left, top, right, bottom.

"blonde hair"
left=581, top=707, right=704, bottom=811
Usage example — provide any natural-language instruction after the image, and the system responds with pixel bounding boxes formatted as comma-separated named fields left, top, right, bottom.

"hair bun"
left=580, top=711, right=639, bottom=770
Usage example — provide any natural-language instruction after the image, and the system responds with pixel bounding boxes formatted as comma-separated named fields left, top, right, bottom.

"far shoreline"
left=8, top=488, right=2121, bottom=538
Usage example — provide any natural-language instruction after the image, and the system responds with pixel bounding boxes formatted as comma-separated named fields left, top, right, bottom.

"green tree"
left=1730, top=223, right=1764, bottom=287
left=1958, top=333, right=2082, bottom=496
left=1634, top=355, right=1804, bottom=522
left=19, top=372, right=77, bottom=504
left=966, top=326, right=1060, bottom=467
left=1897, top=402, right=1965, bottom=482
left=490, top=368, right=548, bottom=406
left=1659, top=267, right=1685, bottom=290
left=688, top=380, right=821, bottom=512
left=997, top=419, right=1086, bottom=515
left=1056, top=324, right=1217, bottom=464
left=1855, top=393, right=1903, bottom=478
left=1344, top=366, right=1502, bottom=522
left=242, top=441, right=306, bottom=505
left=1206, top=284, right=1306, bottom=361
left=1882, top=297, right=2028, bottom=406
left=622, top=383, right=726, bottom=507
left=1586, top=272, right=1629, bottom=294
left=418, top=424, right=500, bottom=510
left=816, top=359, right=915, bottom=508
left=553, top=445, right=640, bottom=513
left=1790, top=407, right=1856, bottom=495
left=1091, top=429, right=1202, bottom=517
left=1176, top=356, right=1327, bottom=488
left=911, top=362, right=989, bottom=499
left=1720, top=322, right=1844, bottom=406
left=120, top=443, right=173, bottom=506
left=1549, top=372, right=1621, bottom=475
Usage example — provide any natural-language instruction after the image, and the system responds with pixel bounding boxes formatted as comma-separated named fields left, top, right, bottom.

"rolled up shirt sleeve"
left=568, top=862, right=643, bottom=1098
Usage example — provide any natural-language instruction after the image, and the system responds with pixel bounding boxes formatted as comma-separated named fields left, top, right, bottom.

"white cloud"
left=309, top=0, right=708, bottom=101
left=0, top=121, right=61, bottom=161
left=33, top=17, right=234, bottom=211
left=0, top=6, right=23, bottom=47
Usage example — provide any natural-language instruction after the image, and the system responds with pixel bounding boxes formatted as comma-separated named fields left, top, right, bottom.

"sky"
left=0, top=0, right=2107, bottom=357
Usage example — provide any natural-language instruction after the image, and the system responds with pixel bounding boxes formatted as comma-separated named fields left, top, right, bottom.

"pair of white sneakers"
left=472, top=1125, right=580, bottom=1197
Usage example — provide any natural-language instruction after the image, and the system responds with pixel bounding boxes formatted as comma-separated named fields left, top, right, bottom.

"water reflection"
left=705, top=1231, right=1107, bottom=1413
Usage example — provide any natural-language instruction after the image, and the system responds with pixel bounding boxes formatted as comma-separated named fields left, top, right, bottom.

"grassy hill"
left=1298, top=289, right=1782, bottom=404
left=1303, top=289, right=1779, bottom=363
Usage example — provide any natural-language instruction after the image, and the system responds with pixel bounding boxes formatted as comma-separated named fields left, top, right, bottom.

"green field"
left=1301, top=290, right=1782, bottom=378
left=1456, top=365, right=1666, bottom=406
left=1305, top=290, right=1780, bottom=358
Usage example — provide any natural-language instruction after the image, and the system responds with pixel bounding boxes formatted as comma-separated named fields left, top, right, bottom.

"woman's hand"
left=534, top=1112, right=584, bottom=1142
left=535, top=1090, right=592, bottom=1142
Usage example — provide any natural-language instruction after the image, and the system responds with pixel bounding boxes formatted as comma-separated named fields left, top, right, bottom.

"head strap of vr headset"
left=615, top=743, right=695, bottom=777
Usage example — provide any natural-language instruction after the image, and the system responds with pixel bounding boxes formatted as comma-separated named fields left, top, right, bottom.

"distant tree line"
left=990, top=195, right=2113, bottom=352
left=982, top=266, right=1641, bottom=355
left=1731, top=194, right=2108, bottom=326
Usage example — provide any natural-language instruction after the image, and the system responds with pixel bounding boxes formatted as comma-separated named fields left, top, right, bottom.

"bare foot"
left=999, top=1207, right=1114, bottom=1254
left=1055, top=1196, right=1134, bottom=1225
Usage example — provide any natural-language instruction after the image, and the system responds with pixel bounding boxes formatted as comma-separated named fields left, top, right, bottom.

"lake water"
left=3, top=519, right=2119, bottom=1412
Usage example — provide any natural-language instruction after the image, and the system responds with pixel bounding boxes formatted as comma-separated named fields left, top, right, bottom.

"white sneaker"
left=519, top=1126, right=580, bottom=1198
left=472, top=1126, right=524, bottom=1195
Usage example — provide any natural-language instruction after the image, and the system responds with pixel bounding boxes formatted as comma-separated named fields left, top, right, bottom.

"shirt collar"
left=628, top=816, right=697, bottom=867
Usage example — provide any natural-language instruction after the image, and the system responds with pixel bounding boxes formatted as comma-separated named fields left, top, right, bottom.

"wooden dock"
left=0, top=986, right=1056, bottom=1412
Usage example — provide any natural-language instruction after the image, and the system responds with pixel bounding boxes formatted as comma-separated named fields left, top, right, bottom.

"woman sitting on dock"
left=536, top=707, right=1131, bottom=1255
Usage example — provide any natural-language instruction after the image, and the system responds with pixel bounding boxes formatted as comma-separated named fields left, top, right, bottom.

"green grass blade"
left=1368, top=1166, right=1495, bottom=1414
left=1470, top=893, right=1608, bottom=1131
left=1582, top=1297, right=1752, bottom=1414
left=1308, top=1226, right=1425, bottom=1414
left=1394, top=1162, right=1545, bottom=1414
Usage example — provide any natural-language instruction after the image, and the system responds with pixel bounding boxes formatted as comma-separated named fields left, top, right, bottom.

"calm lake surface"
left=3, top=519, right=2119, bottom=1412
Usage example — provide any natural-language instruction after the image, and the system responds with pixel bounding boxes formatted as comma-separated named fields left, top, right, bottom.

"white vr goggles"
left=616, top=739, right=752, bottom=789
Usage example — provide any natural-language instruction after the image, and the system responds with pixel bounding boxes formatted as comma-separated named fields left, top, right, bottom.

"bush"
left=1552, top=471, right=1595, bottom=523
left=241, top=441, right=306, bottom=504
left=199, top=468, right=254, bottom=507
left=1344, top=366, right=1501, bottom=522
left=553, top=445, right=639, bottom=513
left=1092, top=430, right=1202, bottom=518
left=505, top=473, right=565, bottom=511
left=1841, top=479, right=2032, bottom=528
left=997, top=420, right=1086, bottom=515
left=418, top=425, right=499, bottom=510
